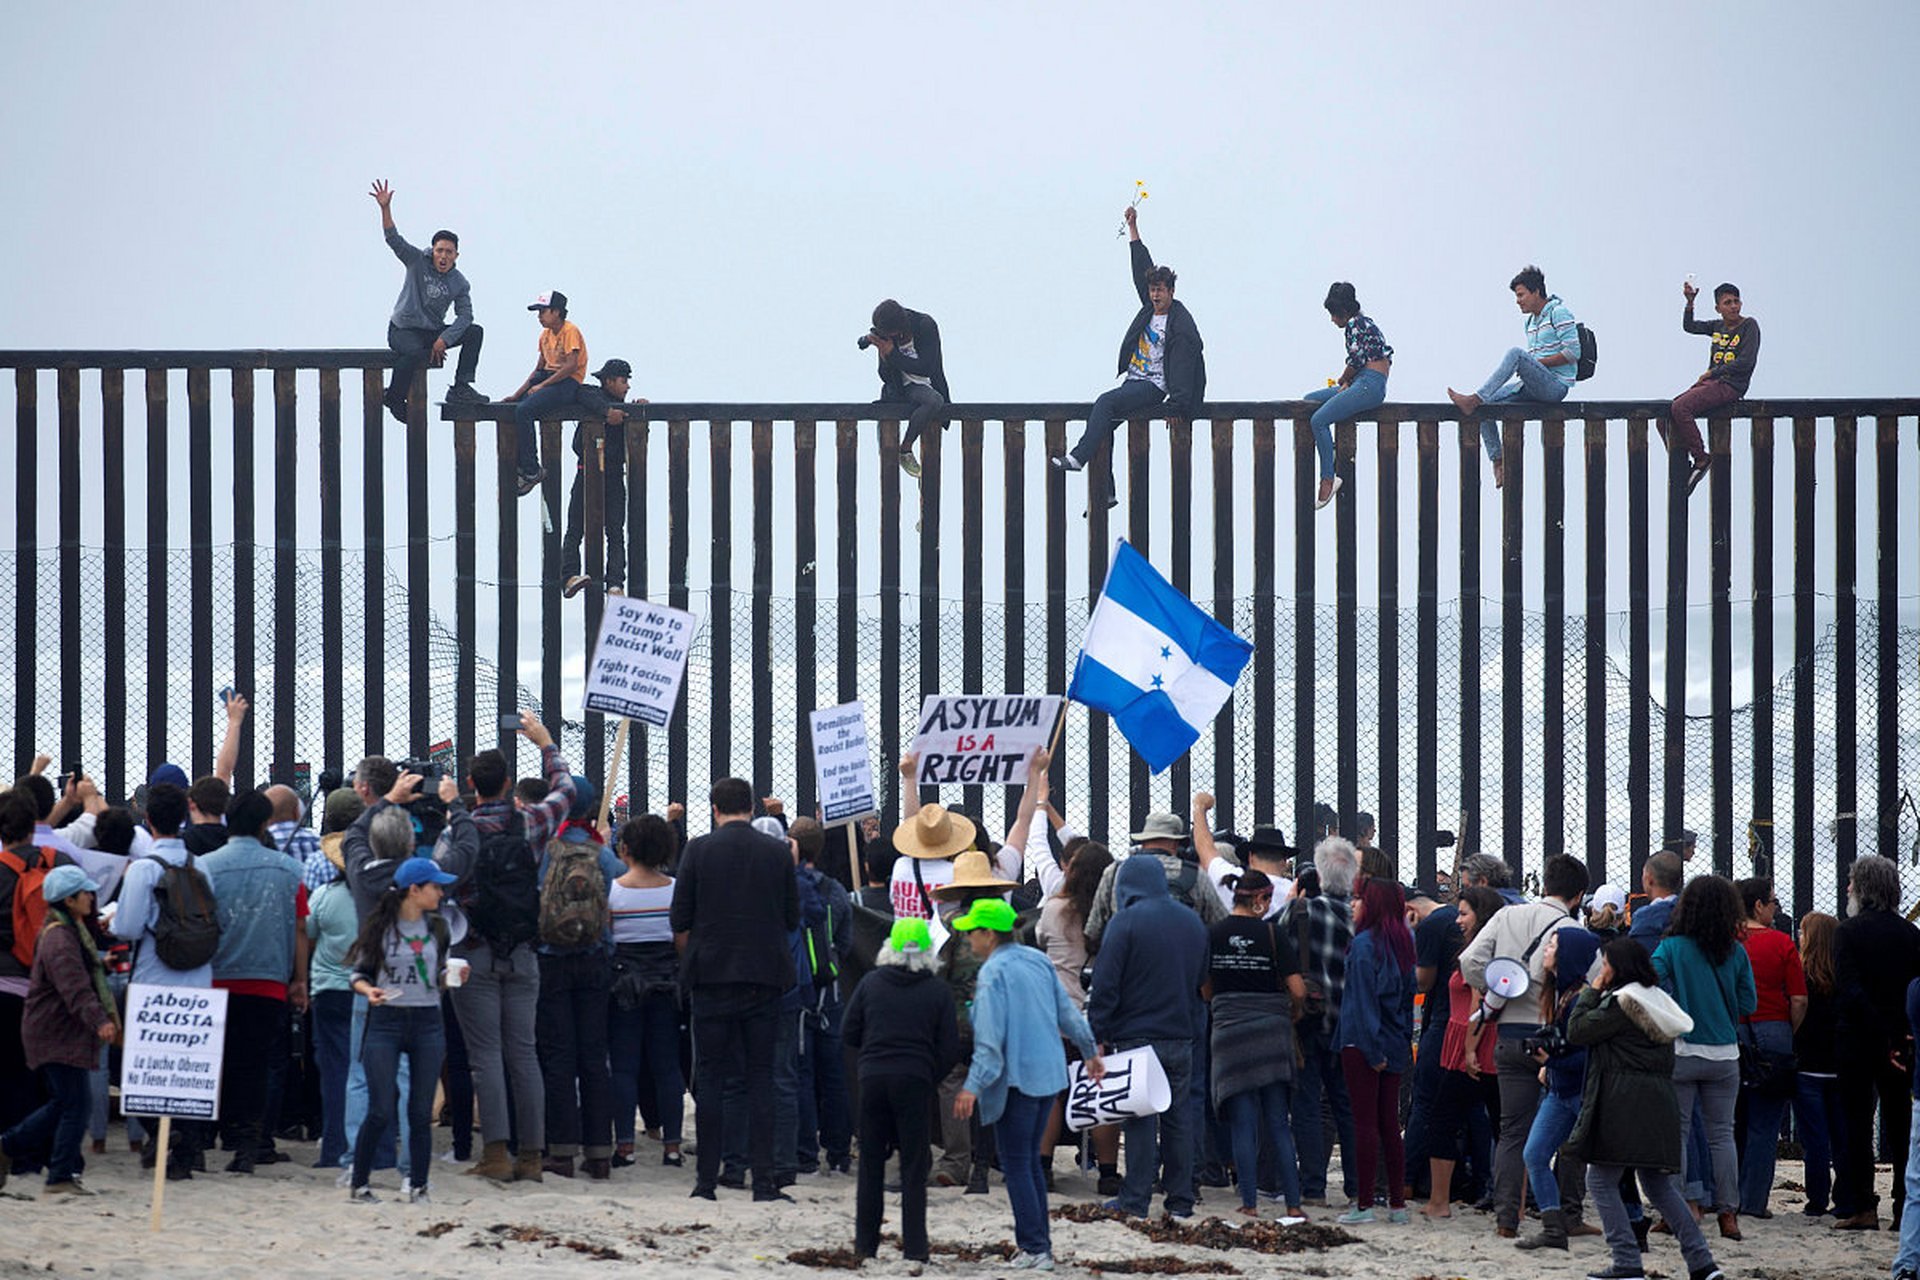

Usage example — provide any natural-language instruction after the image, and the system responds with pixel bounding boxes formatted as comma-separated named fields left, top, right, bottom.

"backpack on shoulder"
left=1, top=845, right=56, bottom=968
left=538, top=831, right=610, bottom=949
left=1576, top=324, right=1598, bottom=381
left=468, top=812, right=541, bottom=956
left=145, top=852, right=221, bottom=971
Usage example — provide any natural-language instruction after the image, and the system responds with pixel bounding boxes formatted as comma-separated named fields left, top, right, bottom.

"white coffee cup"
left=445, top=958, right=471, bottom=988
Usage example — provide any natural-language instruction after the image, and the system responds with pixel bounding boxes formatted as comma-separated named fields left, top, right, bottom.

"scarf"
left=49, top=905, right=121, bottom=1036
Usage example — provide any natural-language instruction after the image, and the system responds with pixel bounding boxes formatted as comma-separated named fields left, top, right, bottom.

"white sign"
left=583, top=597, right=698, bottom=727
left=120, top=985, right=229, bottom=1120
left=909, top=695, right=1062, bottom=787
left=809, top=701, right=878, bottom=826
left=1064, top=1044, right=1172, bottom=1132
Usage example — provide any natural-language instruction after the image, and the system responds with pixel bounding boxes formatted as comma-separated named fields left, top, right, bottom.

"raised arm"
left=214, top=692, right=249, bottom=784
left=898, top=751, right=921, bottom=821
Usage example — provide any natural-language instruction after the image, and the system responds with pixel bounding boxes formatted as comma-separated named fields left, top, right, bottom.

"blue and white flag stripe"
left=1067, top=540, right=1254, bottom=773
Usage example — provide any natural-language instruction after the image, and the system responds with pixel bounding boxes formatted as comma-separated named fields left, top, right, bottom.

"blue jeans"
left=1225, top=1082, right=1299, bottom=1210
left=1069, top=378, right=1168, bottom=503
left=90, top=1041, right=145, bottom=1146
left=1895, top=1099, right=1920, bottom=1276
left=609, top=987, right=685, bottom=1146
left=1303, top=369, right=1388, bottom=480
left=353, top=1004, right=444, bottom=1191
left=1291, top=1020, right=1357, bottom=1201
left=513, top=378, right=588, bottom=477
left=1523, top=1088, right=1582, bottom=1212
left=1116, top=1038, right=1195, bottom=1216
left=311, top=988, right=353, bottom=1167
left=2, top=1062, right=91, bottom=1185
left=1793, top=1073, right=1846, bottom=1213
left=1737, top=1020, right=1795, bottom=1215
left=343, top=993, right=404, bottom=1169
left=796, top=999, right=851, bottom=1169
left=997, top=1089, right=1054, bottom=1256
left=1473, top=348, right=1570, bottom=461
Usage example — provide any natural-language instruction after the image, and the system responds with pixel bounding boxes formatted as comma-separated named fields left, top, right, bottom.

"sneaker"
left=1100, top=1198, right=1146, bottom=1218
left=1050, top=454, right=1084, bottom=473
left=562, top=573, right=592, bottom=599
left=1166, top=1205, right=1194, bottom=1220
left=1336, top=1207, right=1376, bottom=1225
left=42, top=1178, right=94, bottom=1197
left=1315, top=475, right=1343, bottom=510
left=1097, top=1173, right=1122, bottom=1197
left=335, top=1168, right=354, bottom=1189
left=384, top=391, right=409, bottom=425
left=516, top=467, right=545, bottom=497
left=605, top=582, right=625, bottom=597
left=1387, top=1207, right=1412, bottom=1224
left=407, top=1184, right=431, bottom=1204
left=662, top=1151, right=684, bottom=1168
left=1585, top=1267, right=1647, bottom=1280
left=899, top=452, right=922, bottom=479
left=1688, top=1267, right=1726, bottom=1280
left=1686, top=457, right=1711, bottom=497
left=1010, top=1252, right=1055, bottom=1272
left=445, top=383, right=489, bottom=406
left=348, top=1185, right=379, bottom=1205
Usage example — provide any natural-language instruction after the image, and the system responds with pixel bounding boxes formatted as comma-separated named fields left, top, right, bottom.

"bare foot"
left=1419, top=1203, right=1452, bottom=1220
left=1234, top=1205, right=1259, bottom=1220
left=1447, top=387, right=1482, bottom=416
left=1491, top=458, right=1505, bottom=489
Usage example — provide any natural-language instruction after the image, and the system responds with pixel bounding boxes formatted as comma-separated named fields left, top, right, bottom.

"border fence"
left=3, top=350, right=1916, bottom=920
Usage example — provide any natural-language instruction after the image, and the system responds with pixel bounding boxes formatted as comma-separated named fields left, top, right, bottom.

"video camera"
left=395, top=759, right=443, bottom=781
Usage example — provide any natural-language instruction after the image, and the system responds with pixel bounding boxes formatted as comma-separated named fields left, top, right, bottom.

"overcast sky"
left=2, top=2, right=1915, bottom=773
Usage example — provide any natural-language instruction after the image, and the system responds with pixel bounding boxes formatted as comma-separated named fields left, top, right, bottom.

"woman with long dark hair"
left=1653, top=875, right=1756, bottom=1239
left=1791, top=912, right=1844, bottom=1216
left=1036, top=839, right=1116, bottom=1190
left=1419, top=886, right=1506, bottom=1220
left=607, top=814, right=685, bottom=1168
left=1300, top=282, right=1393, bottom=510
left=1335, top=876, right=1415, bottom=1224
left=1569, top=936, right=1727, bottom=1280
left=1733, top=877, right=1804, bottom=1217
left=345, top=854, right=459, bottom=1204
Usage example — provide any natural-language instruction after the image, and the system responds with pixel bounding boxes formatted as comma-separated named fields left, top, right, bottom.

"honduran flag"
left=1067, top=540, right=1254, bottom=773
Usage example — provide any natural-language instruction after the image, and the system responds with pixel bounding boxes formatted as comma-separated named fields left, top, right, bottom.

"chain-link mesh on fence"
left=2, top=544, right=1915, bottom=913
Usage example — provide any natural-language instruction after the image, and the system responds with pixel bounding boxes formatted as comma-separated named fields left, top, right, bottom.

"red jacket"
left=23, top=913, right=112, bottom=1071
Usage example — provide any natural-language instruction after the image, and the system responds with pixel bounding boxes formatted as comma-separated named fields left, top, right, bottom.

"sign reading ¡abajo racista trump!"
left=582, top=597, right=699, bottom=727
left=909, top=695, right=1062, bottom=787
left=119, top=984, right=229, bottom=1120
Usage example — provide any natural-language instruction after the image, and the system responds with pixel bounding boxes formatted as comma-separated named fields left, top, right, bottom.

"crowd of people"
left=371, top=182, right=1762, bottom=555
left=3, top=702, right=1917, bottom=1280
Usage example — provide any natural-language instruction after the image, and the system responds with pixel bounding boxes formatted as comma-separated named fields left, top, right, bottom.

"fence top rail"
left=0, top=350, right=396, bottom=371
left=431, top=396, right=1920, bottom=424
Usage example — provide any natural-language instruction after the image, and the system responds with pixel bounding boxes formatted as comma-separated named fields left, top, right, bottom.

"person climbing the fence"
left=1301, top=282, right=1393, bottom=510
left=1052, top=204, right=1206, bottom=515
left=561, top=358, right=646, bottom=599
left=370, top=180, right=485, bottom=422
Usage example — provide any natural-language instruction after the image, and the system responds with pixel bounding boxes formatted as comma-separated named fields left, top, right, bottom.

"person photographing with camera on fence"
left=860, top=299, right=950, bottom=479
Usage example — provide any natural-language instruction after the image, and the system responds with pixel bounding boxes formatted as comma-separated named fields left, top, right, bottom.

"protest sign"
left=120, top=984, right=229, bottom=1120
left=582, top=597, right=698, bottom=727
left=810, top=701, right=878, bottom=826
left=909, top=695, right=1061, bottom=787
left=1064, top=1044, right=1171, bottom=1131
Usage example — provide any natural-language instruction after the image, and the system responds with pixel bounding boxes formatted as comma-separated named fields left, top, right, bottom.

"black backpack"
left=468, top=812, right=540, bottom=955
left=1575, top=324, right=1598, bottom=381
left=146, top=853, right=221, bottom=971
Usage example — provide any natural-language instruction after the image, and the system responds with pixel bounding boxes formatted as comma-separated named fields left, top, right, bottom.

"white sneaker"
left=1050, top=454, right=1083, bottom=472
left=335, top=1168, right=354, bottom=1189
left=407, top=1185, right=431, bottom=1204
left=347, top=1185, right=379, bottom=1205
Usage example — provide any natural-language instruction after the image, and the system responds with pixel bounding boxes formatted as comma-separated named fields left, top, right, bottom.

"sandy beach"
left=0, top=1129, right=1895, bottom=1280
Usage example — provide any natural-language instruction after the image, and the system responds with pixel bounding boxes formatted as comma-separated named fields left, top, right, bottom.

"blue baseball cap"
left=149, top=763, right=190, bottom=791
left=392, top=857, right=458, bottom=890
left=43, top=864, right=100, bottom=903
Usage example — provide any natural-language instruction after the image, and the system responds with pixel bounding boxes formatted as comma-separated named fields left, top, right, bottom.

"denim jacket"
left=964, top=943, right=1096, bottom=1125
left=201, top=835, right=301, bottom=986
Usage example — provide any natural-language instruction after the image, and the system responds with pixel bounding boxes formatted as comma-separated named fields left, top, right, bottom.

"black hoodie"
left=843, top=962, right=962, bottom=1084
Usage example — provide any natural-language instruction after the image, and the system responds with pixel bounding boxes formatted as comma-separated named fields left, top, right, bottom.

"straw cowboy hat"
left=930, top=849, right=1022, bottom=901
left=892, top=804, right=977, bottom=861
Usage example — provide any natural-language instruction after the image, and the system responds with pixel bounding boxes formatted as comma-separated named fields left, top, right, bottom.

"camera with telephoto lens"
left=856, top=330, right=884, bottom=350
left=1522, top=1025, right=1571, bottom=1058
left=396, top=759, right=442, bottom=782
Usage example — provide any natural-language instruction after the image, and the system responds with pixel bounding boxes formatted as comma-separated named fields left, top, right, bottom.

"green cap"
left=950, top=898, right=1017, bottom=934
left=888, top=916, right=934, bottom=954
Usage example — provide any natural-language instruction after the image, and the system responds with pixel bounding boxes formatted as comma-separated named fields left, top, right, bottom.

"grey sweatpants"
left=449, top=940, right=546, bottom=1151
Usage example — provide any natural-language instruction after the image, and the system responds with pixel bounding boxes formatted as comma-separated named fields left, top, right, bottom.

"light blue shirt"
left=963, top=942, right=1097, bottom=1125
left=108, top=837, right=215, bottom=988
left=1525, top=295, right=1581, bottom=386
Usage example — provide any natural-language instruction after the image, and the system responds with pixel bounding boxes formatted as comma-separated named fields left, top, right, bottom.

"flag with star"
left=1067, top=539, right=1254, bottom=773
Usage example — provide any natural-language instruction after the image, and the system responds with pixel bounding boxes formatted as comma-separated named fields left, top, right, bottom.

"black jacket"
left=1565, top=985, right=1682, bottom=1171
left=875, top=308, right=951, bottom=402
left=1114, top=239, right=1206, bottom=414
left=842, top=963, right=961, bottom=1084
left=669, top=819, right=800, bottom=992
left=1835, top=907, right=1920, bottom=1055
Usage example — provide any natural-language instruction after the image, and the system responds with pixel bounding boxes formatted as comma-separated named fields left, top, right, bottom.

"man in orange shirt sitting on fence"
left=501, top=291, right=588, bottom=497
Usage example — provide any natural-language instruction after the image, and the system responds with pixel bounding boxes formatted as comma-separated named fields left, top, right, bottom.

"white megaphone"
left=1475, top=956, right=1532, bottom=1023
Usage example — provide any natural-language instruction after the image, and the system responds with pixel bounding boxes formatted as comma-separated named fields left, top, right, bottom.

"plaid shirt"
left=1280, top=891, right=1354, bottom=1027
left=470, top=744, right=575, bottom=848
left=272, top=820, right=333, bottom=892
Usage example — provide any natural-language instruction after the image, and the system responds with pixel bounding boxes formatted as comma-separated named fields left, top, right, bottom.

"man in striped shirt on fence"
left=1448, top=265, right=1581, bottom=489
